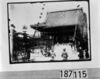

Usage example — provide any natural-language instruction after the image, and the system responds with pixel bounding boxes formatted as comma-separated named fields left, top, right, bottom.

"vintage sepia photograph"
left=7, top=0, right=91, bottom=64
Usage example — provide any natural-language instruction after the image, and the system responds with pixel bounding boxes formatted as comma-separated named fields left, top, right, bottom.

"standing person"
left=50, top=50, right=56, bottom=61
left=78, top=47, right=84, bottom=60
left=61, top=49, right=68, bottom=60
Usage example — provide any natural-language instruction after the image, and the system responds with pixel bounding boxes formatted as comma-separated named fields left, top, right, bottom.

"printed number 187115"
left=60, top=69, right=88, bottom=79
